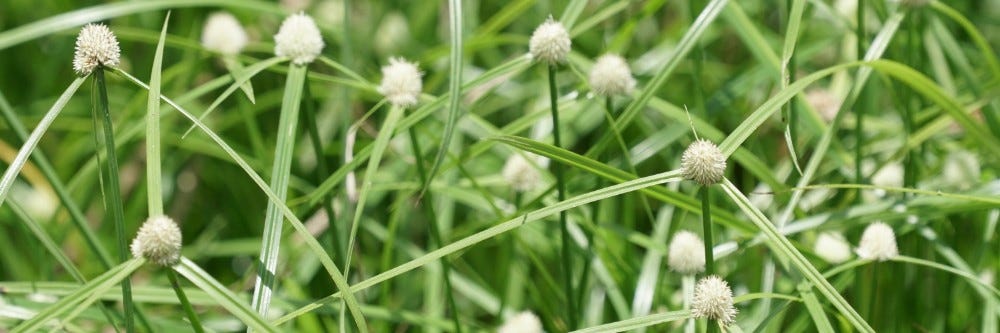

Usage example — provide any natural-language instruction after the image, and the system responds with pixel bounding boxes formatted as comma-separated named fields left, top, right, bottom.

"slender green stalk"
left=547, top=64, right=577, bottom=329
left=700, top=186, right=715, bottom=276
left=92, top=68, right=135, bottom=333
left=407, top=126, right=463, bottom=333
left=301, top=78, right=345, bottom=266
left=167, top=270, right=205, bottom=333
left=855, top=0, right=866, bottom=191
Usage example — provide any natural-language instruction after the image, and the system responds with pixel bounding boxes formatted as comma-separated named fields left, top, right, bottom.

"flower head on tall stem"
left=502, top=153, right=543, bottom=193
left=274, top=12, right=324, bottom=65
left=378, top=57, right=422, bottom=108
left=589, top=54, right=635, bottom=97
left=682, top=139, right=726, bottom=186
left=73, top=24, right=120, bottom=76
left=856, top=222, right=898, bottom=261
left=529, top=16, right=570, bottom=64
left=201, top=12, right=248, bottom=55
left=692, top=275, right=738, bottom=325
left=814, top=232, right=852, bottom=264
left=498, top=311, right=543, bottom=333
left=130, top=215, right=182, bottom=267
left=668, top=230, right=706, bottom=274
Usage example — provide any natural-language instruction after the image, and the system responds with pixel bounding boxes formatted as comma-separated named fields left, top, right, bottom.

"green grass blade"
left=344, top=105, right=406, bottom=275
left=798, top=284, right=835, bottom=333
left=223, top=56, right=257, bottom=104
left=250, top=64, right=305, bottom=319
left=719, top=179, right=874, bottom=333
left=112, top=68, right=368, bottom=332
left=274, top=170, right=684, bottom=325
left=181, top=57, right=285, bottom=137
left=421, top=0, right=465, bottom=196
left=146, top=12, right=170, bottom=217
left=570, top=310, right=691, bottom=333
left=174, top=258, right=278, bottom=333
left=491, top=135, right=750, bottom=233
left=929, top=1, right=1000, bottom=80
left=0, top=0, right=282, bottom=51
left=92, top=67, right=136, bottom=333
left=0, top=77, right=85, bottom=209
left=891, top=256, right=1000, bottom=297
left=11, top=258, right=144, bottom=333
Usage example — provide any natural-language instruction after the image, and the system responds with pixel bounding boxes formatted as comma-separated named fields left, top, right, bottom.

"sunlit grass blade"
left=112, top=68, right=368, bottom=332
left=569, top=310, right=691, bottom=333
left=146, top=12, right=169, bottom=217
left=11, top=258, right=144, bottom=333
left=181, top=57, right=285, bottom=137
left=174, top=258, right=278, bottom=333
left=421, top=0, right=464, bottom=195
left=223, top=56, right=256, bottom=104
left=250, top=64, right=306, bottom=320
left=719, top=179, right=874, bottom=332
left=273, top=170, right=684, bottom=324
left=0, top=0, right=282, bottom=50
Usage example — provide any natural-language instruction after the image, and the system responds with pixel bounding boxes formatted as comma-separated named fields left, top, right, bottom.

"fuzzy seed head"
left=130, top=215, right=182, bottom=266
left=692, top=275, right=738, bottom=325
left=73, top=24, right=121, bottom=76
left=201, top=12, right=248, bottom=55
left=814, top=232, right=852, bottom=264
left=589, top=54, right=636, bottom=97
left=498, top=311, right=543, bottom=333
left=856, top=222, right=898, bottom=261
left=378, top=57, right=422, bottom=108
left=274, top=13, right=324, bottom=65
left=502, top=153, right=543, bottom=193
left=681, top=139, right=726, bottom=186
left=667, top=230, right=705, bottom=274
left=529, top=17, right=571, bottom=64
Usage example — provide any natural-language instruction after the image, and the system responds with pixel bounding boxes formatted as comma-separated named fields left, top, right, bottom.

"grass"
left=0, top=0, right=999, bottom=332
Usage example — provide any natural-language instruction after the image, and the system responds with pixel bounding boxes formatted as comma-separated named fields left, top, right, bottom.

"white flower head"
left=274, top=12, right=324, bottom=65
left=73, top=23, right=121, bottom=76
left=498, top=311, right=543, bottom=333
left=378, top=57, right=422, bottom=108
left=529, top=16, right=571, bottom=64
left=681, top=139, right=726, bottom=186
left=201, top=12, right=248, bottom=55
left=814, top=232, right=852, bottom=264
left=667, top=230, right=705, bottom=274
left=503, top=153, right=543, bottom=193
left=692, top=275, right=738, bottom=325
left=589, top=54, right=636, bottom=97
left=130, top=215, right=182, bottom=266
left=856, top=222, right=898, bottom=261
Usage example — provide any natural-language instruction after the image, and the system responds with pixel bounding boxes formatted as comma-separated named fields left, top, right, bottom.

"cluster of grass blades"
left=0, top=0, right=998, bottom=332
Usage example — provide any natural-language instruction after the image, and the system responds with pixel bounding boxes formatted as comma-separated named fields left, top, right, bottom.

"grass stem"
left=167, top=269, right=205, bottom=333
left=301, top=78, right=346, bottom=267
left=547, top=64, right=577, bottom=329
left=407, top=125, right=463, bottom=333
left=92, top=67, right=136, bottom=333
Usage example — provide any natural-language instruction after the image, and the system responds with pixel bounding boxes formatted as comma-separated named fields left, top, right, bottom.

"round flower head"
left=498, top=311, right=543, bottom=333
left=378, top=57, right=422, bottom=108
left=274, top=12, right=324, bottom=65
left=856, top=222, right=898, bottom=261
left=529, top=17, right=571, bottom=64
left=130, top=215, right=182, bottom=266
left=681, top=139, right=726, bottom=186
left=201, top=12, right=248, bottom=55
left=502, top=153, right=542, bottom=193
left=667, top=230, right=705, bottom=274
left=692, top=275, right=738, bottom=325
left=73, top=24, right=121, bottom=76
left=589, top=54, right=636, bottom=97
left=814, top=232, right=852, bottom=264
